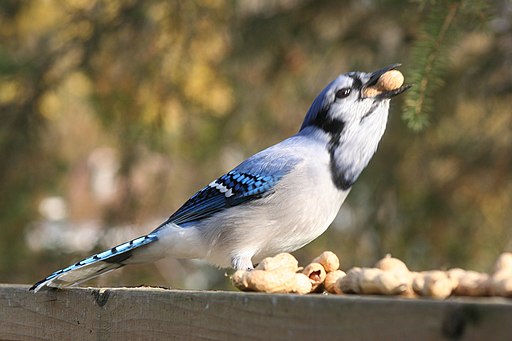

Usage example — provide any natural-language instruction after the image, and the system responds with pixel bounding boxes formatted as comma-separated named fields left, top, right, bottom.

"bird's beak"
left=364, top=63, right=412, bottom=98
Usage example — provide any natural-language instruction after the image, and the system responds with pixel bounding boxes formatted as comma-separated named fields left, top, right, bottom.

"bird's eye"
left=335, top=88, right=351, bottom=99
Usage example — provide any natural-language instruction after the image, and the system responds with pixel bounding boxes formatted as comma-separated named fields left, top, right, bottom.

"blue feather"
left=166, top=171, right=281, bottom=225
left=29, top=234, right=158, bottom=291
left=157, top=141, right=303, bottom=227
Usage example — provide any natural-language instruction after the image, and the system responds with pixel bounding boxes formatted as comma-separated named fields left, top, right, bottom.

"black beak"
left=364, top=63, right=412, bottom=98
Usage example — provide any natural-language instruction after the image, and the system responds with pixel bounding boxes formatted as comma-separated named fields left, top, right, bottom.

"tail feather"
left=30, top=234, right=158, bottom=292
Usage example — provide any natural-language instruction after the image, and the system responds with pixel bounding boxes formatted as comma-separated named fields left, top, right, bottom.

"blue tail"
left=30, top=234, right=158, bottom=292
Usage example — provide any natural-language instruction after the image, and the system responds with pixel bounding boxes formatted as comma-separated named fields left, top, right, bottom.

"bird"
left=31, top=64, right=410, bottom=292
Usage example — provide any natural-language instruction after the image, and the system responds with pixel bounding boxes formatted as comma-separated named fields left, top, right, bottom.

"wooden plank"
left=1, top=284, right=511, bottom=340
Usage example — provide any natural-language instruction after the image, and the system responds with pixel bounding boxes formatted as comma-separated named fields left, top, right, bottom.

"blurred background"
left=1, top=0, right=510, bottom=290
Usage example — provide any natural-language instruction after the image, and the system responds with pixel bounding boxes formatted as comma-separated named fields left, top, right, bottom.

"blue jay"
left=31, top=64, right=410, bottom=292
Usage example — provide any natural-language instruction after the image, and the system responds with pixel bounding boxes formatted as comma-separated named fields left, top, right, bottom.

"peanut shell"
left=302, top=262, right=327, bottom=291
left=255, top=253, right=298, bottom=273
left=313, top=251, right=340, bottom=272
left=324, top=270, right=346, bottom=294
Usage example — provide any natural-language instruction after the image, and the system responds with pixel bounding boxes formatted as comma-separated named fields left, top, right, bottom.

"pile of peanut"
left=231, top=252, right=512, bottom=299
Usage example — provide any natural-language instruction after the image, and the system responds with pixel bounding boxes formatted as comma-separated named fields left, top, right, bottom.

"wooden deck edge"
left=1, top=284, right=511, bottom=340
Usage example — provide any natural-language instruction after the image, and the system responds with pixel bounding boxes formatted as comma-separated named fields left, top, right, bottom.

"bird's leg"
left=231, top=254, right=254, bottom=271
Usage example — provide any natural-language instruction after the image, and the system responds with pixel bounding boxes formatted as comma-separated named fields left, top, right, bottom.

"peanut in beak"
left=363, top=69, right=405, bottom=97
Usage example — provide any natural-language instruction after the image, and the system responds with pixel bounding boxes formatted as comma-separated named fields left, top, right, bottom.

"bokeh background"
left=1, top=0, right=510, bottom=290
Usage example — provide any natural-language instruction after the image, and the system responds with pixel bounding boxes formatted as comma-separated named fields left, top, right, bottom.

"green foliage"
left=403, top=0, right=491, bottom=131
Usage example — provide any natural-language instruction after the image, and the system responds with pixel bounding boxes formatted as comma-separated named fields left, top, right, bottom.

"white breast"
left=192, top=137, right=348, bottom=268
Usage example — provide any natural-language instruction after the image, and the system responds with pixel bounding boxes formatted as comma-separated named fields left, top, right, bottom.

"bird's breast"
left=195, top=137, right=349, bottom=267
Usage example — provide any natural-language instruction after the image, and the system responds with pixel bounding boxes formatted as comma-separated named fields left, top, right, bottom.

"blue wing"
left=154, top=137, right=304, bottom=228
left=164, top=170, right=281, bottom=226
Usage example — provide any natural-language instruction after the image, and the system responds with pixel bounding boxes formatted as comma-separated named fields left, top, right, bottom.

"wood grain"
left=1, top=284, right=511, bottom=340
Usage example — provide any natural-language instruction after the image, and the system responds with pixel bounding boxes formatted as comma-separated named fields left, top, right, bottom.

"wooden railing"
left=1, top=284, right=511, bottom=340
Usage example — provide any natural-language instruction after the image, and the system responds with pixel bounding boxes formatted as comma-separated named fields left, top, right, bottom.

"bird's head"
left=300, top=64, right=410, bottom=135
left=299, top=64, right=411, bottom=190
